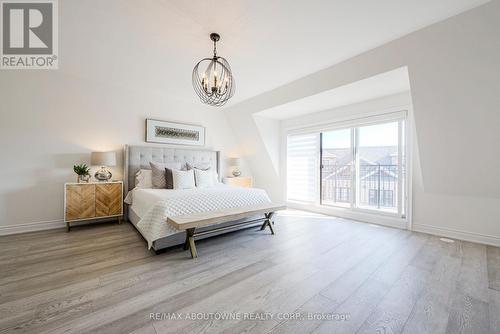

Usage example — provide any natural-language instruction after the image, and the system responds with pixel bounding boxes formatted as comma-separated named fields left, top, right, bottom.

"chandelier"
left=192, top=33, right=235, bottom=107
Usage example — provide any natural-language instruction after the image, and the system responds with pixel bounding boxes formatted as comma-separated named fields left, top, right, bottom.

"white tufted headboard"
left=124, top=145, right=220, bottom=194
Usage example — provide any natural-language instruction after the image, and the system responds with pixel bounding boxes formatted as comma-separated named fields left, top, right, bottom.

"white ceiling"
left=62, top=0, right=490, bottom=108
left=254, top=67, right=411, bottom=120
left=165, top=0, right=489, bottom=106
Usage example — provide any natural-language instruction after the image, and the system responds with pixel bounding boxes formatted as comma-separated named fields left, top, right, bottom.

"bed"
left=123, top=145, right=273, bottom=253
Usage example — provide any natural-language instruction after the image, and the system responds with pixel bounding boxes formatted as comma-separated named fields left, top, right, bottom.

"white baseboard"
left=0, top=219, right=65, bottom=236
left=412, top=223, right=500, bottom=247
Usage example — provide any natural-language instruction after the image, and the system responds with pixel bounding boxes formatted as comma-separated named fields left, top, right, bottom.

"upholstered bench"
left=167, top=203, right=286, bottom=258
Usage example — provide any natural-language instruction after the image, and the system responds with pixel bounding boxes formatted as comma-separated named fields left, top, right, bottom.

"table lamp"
left=91, top=151, right=116, bottom=181
left=228, top=157, right=241, bottom=177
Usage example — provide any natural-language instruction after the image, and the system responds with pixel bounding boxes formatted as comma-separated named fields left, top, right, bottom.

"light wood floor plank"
left=454, top=242, right=490, bottom=303
left=445, top=292, right=490, bottom=334
left=489, top=288, right=500, bottom=333
left=401, top=239, right=463, bottom=334
left=355, top=265, right=431, bottom=334
left=444, top=241, right=492, bottom=334
left=487, top=245, right=500, bottom=291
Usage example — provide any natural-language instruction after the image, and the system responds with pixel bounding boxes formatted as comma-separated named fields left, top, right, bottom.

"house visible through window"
left=336, top=187, right=350, bottom=202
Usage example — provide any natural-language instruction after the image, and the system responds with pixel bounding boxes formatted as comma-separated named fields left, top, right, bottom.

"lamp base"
left=95, top=167, right=112, bottom=182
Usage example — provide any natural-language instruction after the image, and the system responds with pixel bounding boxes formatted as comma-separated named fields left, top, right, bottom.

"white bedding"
left=125, top=184, right=271, bottom=248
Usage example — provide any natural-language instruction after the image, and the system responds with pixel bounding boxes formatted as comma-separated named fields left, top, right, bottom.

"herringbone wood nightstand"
left=64, top=181, right=123, bottom=231
left=222, top=177, right=253, bottom=188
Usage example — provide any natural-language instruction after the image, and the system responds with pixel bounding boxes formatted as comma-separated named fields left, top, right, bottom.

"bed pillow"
left=164, top=168, right=174, bottom=189
left=135, top=169, right=153, bottom=189
left=172, top=169, right=196, bottom=190
left=194, top=168, right=215, bottom=188
left=186, top=163, right=219, bottom=184
left=150, top=161, right=182, bottom=188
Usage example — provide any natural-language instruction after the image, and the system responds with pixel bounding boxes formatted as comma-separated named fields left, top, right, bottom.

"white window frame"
left=351, top=118, right=406, bottom=218
left=283, top=109, right=412, bottom=230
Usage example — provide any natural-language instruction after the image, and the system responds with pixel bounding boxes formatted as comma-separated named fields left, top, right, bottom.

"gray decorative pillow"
left=150, top=161, right=182, bottom=188
left=165, top=168, right=174, bottom=189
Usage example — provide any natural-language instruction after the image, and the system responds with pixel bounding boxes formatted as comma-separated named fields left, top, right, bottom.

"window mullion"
left=318, top=133, right=323, bottom=206
left=397, top=121, right=403, bottom=217
left=351, top=127, right=357, bottom=209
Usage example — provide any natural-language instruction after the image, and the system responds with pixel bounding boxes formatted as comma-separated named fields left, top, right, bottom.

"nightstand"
left=64, top=181, right=123, bottom=231
left=223, top=176, right=253, bottom=188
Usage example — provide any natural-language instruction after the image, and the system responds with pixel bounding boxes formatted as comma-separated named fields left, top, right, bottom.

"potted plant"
left=73, top=163, right=91, bottom=183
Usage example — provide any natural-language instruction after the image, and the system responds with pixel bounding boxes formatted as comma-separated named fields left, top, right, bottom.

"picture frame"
left=145, top=119, right=205, bottom=146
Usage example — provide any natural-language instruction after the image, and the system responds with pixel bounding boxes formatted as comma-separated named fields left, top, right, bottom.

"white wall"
left=0, top=1, right=243, bottom=234
left=253, top=115, right=281, bottom=174
left=224, top=109, right=282, bottom=201
left=225, top=1, right=500, bottom=246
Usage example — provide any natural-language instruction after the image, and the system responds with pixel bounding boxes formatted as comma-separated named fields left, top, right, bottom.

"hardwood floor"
left=1, top=211, right=499, bottom=334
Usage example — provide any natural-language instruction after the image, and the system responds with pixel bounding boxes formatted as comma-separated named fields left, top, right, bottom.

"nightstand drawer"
left=96, top=183, right=122, bottom=217
left=65, top=184, right=95, bottom=221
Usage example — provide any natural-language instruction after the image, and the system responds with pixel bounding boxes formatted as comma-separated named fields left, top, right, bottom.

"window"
left=356, top=121, right=400, bottom=213
left=287, top=114, right=407, bottom=218
left=321, top=128, right=352, bottom=207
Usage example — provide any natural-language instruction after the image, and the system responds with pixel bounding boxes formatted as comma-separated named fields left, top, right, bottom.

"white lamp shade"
left=91, top=151, right=116, bottom=167
left=228, top=157, right=241, bottom=167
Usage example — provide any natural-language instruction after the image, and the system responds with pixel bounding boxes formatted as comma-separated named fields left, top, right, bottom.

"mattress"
left=126, top=184, right=271, bottom=249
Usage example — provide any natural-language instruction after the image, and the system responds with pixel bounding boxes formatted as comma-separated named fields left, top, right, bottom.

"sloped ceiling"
left=167, top=0, right=489, bottom=106
left=255, top=67, right=410, bottom=120
left=61, top=0, right=489, bottom=107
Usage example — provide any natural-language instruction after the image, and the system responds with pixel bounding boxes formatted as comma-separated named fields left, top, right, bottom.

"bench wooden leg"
left=267, top=220, right=275, bottom=235
left=260, top=212, right=275, bottom=235
left=260, top=220, right=267, bottom=231
left=186, top=228, right=197, bottom=258
left=183, top=235, right=189, bottom=250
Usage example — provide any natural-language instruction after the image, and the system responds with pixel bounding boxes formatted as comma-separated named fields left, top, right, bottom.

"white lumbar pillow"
left=194, top=168, right=215, bottom=188
left=135, top=169, right=153, bottom=189
left=172, top=169, right=196, bottom=190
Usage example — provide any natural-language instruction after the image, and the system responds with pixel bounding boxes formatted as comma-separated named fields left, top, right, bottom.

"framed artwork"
left=145, top=119, right=205, bottom=146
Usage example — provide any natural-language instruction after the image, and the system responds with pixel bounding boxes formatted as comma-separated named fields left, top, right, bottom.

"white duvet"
left=125, top=184, right=271, bottom=248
